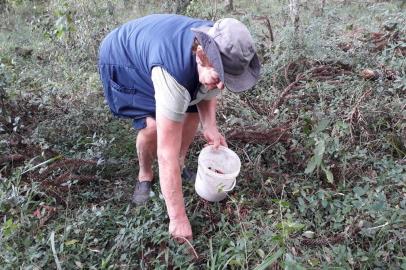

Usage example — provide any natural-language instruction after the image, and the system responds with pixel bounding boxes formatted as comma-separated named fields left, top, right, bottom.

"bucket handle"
left=222, top=178, right=236, bottom=192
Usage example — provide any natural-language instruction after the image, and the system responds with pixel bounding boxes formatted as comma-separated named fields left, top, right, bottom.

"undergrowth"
left=1, top=0, right=405, bottom=269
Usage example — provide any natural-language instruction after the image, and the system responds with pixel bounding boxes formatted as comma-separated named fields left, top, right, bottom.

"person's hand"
left=169, top=216, right=192, bottom=242
left=203, top=126, right=227, bottom=149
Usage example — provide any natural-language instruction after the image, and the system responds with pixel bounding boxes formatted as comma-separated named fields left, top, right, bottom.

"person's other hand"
left=203, top=127, right=227, bottom=149
left=169, top=216, right=192, bottom=242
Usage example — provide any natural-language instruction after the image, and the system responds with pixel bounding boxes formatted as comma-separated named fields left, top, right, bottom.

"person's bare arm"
left=197, top=97, right=227, bottom=148
left=156, top=113, right=192, bottom=240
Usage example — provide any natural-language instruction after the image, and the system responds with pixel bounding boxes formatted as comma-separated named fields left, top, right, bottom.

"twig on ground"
left=264, top=16, right=274, bottom=42
left=0, top=154, right=25, bottom=165
left=40, top=158, right=97, bottom=178
left=22, top=155, right=63, bottom=175
left=269, top=73, right=305, bottom=121
left=49, top=231, right=63, bottom=270
left=254, top=131, right=288, bottom=171
left=301, top=223, right=361, bottom=247
left=345, top=88, right=372, bottom=132
left=176, top=236, right=199, bottom=260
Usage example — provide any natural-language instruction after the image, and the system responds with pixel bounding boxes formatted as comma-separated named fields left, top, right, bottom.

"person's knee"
left=145, top=116, right=157, bottom=129
left=137, top=117, right=157, bottom=146
left=143, top=117, right=157, bottom=136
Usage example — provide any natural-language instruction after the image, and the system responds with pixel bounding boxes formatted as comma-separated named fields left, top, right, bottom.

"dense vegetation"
left=1, top=0, right=405, bottom=269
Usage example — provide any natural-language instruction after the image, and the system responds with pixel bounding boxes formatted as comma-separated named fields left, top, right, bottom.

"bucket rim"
left=198, top=145, right=241, bottom=178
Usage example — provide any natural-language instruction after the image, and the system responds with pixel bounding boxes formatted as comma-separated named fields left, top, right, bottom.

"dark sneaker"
left=181, top=167, right=196, bottom=183
left=132, top=181, right=152, bottom=205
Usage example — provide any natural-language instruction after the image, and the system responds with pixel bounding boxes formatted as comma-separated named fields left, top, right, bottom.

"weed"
left=1, top=0, right=405, bottom=269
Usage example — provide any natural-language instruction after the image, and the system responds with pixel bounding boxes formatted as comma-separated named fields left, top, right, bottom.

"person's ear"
left=196, top=45, right=203, bottom=55
left=195, top=46, right=203, bottom=65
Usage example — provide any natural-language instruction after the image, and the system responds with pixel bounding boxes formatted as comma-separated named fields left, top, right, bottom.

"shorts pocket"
left=109, top=79, right=138, bottom=116
left=110, top=79, right=137, bottom=94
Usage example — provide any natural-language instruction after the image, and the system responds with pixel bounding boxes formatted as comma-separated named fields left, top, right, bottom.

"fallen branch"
left=58, top=175, right=98, bottom=191
left=226, top=127, right=290, bottom=144
left=40, top=158, right=97, bottom=178
left=0, top=154, right=25, bottom=165
left=42, top=172, right=71, bottom=187
left=22, top=155, right=63, bottom=175
left=301, top=225, right=361, bottom=247
left=269, top=74, right=305, bottom=121
left=44, top=188, right=67, bottom=206
left=264, top=16, right=274, bottom=42
left=301, top=233, right=345, bottom=246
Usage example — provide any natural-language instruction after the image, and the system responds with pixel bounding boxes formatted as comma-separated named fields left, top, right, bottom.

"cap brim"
left=224, top=54, right=261, bottom=93
left=191, top=27, right=261, bottom=93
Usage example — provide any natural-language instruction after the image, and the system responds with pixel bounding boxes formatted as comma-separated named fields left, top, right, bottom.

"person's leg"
left=179, top=112, right=200, bottom=170
left=133, top=116, right=157, bottom=205
left=136, top=117, right=157, bottom=182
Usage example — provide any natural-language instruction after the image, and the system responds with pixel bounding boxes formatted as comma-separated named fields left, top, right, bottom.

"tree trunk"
left=175, top=0, right=192, bottom=14
left=320, top=0, right=326, bottom=15
left=289, top=0, right=300, bottom=46
left=225, top=0, right=233, bottom=11
left=107, top=1, right=114, bottom=15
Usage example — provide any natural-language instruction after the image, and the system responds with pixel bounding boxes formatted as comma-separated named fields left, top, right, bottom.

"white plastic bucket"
left=195, top=146, right=241, bottom=202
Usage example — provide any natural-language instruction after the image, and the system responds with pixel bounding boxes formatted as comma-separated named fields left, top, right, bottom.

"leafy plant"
left=0, top=0, right=405, bottom=269
left=304, top=119, right=334, bottom=183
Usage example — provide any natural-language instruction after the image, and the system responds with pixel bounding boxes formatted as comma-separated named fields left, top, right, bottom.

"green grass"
left=1, top=0, right=405, bottom=269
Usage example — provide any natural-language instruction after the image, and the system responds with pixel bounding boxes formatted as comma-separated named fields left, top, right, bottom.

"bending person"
left=98, top=14, right=260, bottom=240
